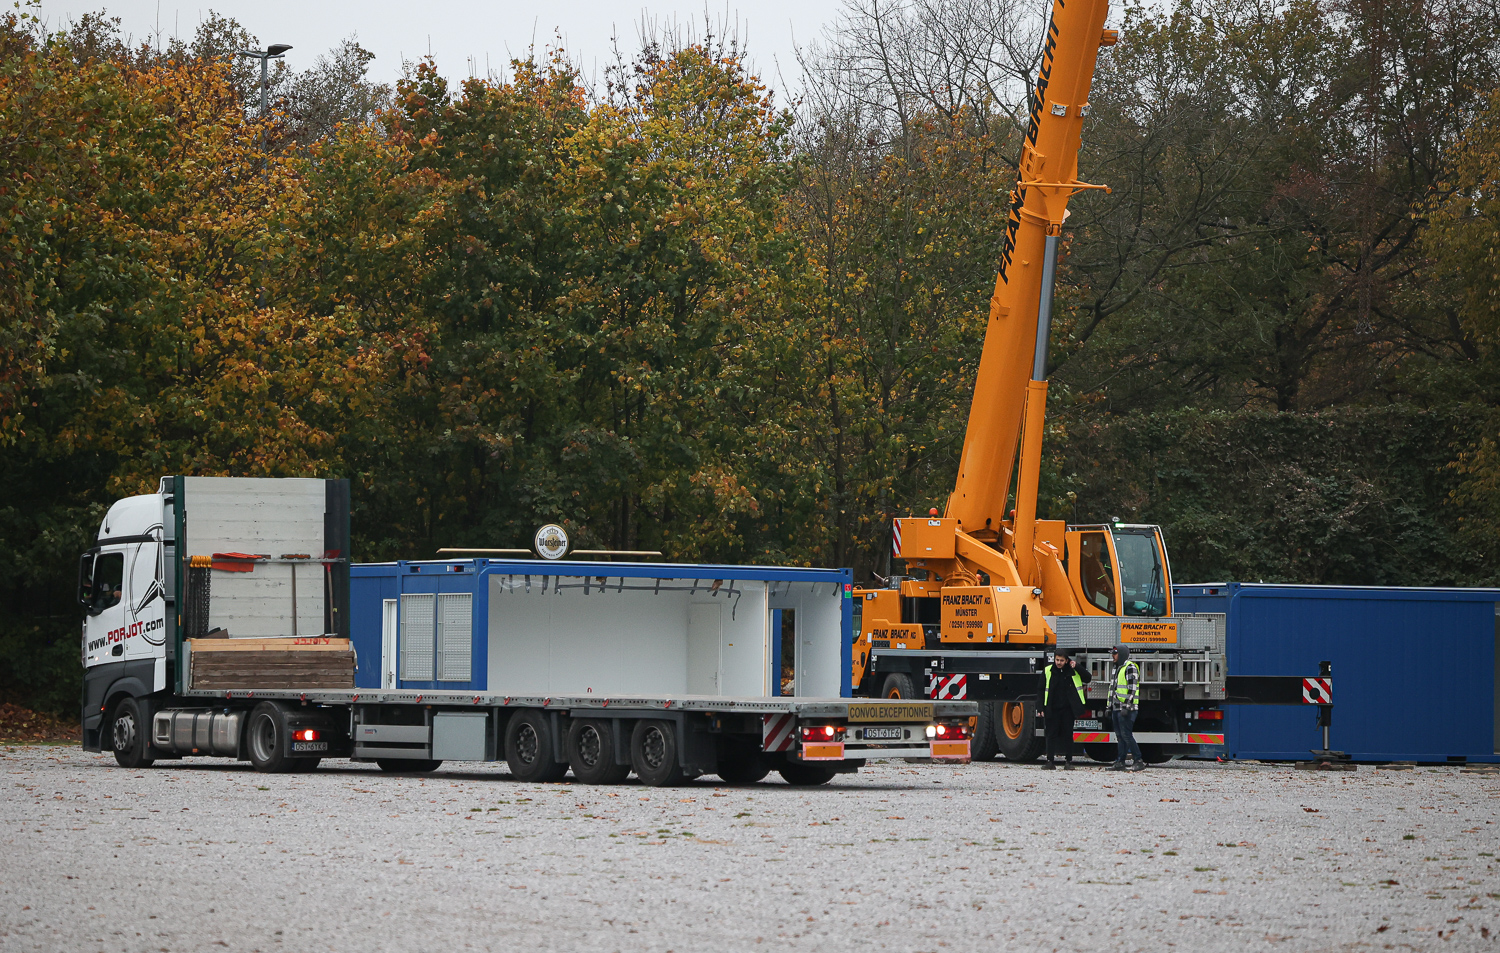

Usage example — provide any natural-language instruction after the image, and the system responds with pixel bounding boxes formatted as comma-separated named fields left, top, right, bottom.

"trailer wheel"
left=1139, top=744, right=1172, bottom=764
left=109, top=698, right=155, bottom=769
left=630, top=720, right=685, bottom=787
left=567, top=719, right=630, bottom=785
left=505, top=710, right=567, bottom=783
left=716, top=739, right=771, bottom=784
left=375, top=759, right=442, bottom=773
left=880, top=673, right=921, bottom=699
left=246, top=702, right=297, bottom=773
left=778, top=761, right=837, bottom=786
left=995, top=701, right=1043, bottom=763
left=970, top=701, right=999, bottom=761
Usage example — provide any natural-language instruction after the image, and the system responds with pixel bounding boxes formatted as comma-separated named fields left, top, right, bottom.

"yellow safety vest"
left=1115, top=660, right=1139, bottom=703
left=1044, top=665, right=1085, bottom=707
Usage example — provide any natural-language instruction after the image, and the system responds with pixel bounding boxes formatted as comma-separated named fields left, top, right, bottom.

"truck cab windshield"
left=1111, top=530, right=1167, bottom=617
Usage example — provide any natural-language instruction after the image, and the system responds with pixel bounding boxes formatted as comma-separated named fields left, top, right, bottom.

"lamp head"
left=266, top=43, right=293, bottom=56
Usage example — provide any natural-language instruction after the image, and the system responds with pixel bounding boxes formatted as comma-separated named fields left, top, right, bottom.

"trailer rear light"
left=1190, top=711, right=1224, bottom=720
left=800, top=725, right=844, bottom=741
left=293, top=729, right=321, bottom=742
left=927, top=722, right=970, bottom=740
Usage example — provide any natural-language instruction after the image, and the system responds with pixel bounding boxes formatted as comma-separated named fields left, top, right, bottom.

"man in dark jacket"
left=1040, top=649, right=1092, bottom=769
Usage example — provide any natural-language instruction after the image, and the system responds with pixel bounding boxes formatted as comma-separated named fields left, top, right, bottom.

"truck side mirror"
left=77, top=550, right=98, bottom=613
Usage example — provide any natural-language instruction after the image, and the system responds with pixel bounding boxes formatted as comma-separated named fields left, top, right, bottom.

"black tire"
left=1084, top=743, right=1116, bottom=763
left=970, top=701, right=999, bottom=761
left=716, top=739, right=771, bottom=784
left=291, top=758, right=322, bottom=772
left=375, top=759, right=442, bottom=773
left=778, top=761, right=837, bottom=786
left=567, top=719, right=631, bottom=785
left=630, top=720, right=685, bottom=787
left=505, top=710, right=567, bottom=783
left=880, top=673, right=922, bottom=699
left=1139, top=744, right=1172, bottom=765
left=246, top=702, right=296, bottom=773
left=109, top=697, right=155, bottom=769
left=995, top=701, right=1043, bottom=763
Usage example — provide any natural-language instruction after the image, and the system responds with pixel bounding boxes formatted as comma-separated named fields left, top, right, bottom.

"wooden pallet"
left=188, top=638, right=355, bottom=690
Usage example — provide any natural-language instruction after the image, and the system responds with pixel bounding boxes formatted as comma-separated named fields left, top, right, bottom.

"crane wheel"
left=995, top=701, right=1043, bottom=763
left=880, top=673, right=921, bottom=699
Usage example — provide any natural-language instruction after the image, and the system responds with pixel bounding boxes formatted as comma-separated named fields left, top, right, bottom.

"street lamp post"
left=231, top=44, right=291, bottom=309
left=232, top=43, right=292, bottom=118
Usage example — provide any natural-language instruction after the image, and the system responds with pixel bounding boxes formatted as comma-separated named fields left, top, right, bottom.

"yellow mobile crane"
left=849, top=0, right=1197, bottom=762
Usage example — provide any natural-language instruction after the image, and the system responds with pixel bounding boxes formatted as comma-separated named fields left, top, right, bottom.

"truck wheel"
left=630, top=720, right=686, bottom=787
left=881, top=673, right=921, bottom=699
left=109, top=698, right=155, bottom=769
left=567, top=719, right=630, bottom=785
left=375, top=759, right=442, bottom=773
left=778, top=761, right=836, bottom=786
left=505, top=710, right=567, bottom=783
left=247, top=702, right=297, bottom=773
left=970, top=701, right=999, bottom=761
left=995, top=701, right=1043, bottom=763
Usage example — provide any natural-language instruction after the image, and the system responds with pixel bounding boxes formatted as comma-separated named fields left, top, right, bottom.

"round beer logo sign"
left=534, top=523, right=569, bottom=560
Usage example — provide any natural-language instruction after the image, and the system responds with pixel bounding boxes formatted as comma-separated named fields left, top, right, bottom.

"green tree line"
left=3, top=0, right=1499, bottom=712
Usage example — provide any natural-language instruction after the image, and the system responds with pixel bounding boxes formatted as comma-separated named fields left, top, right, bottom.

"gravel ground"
left=1, top=746, right=1497, bottom=953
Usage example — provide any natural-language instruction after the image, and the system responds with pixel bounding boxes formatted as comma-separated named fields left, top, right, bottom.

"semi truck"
left=79, top=476, right=975, bottom=784
left=848, top=0, right=1325, bottom=761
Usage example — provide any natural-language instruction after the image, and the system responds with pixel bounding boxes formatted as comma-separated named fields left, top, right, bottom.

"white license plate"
left=1074, top=719, right=1102, bottom=730
left=861, top=727, right=904, bottom=741
left=292, top=741, right=328, bottom=753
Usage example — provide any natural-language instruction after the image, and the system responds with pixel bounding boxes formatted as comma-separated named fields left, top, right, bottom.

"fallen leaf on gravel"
left=1160, top=798, right=1179, bottom=802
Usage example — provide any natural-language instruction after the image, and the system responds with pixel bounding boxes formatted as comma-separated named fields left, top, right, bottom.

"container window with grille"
left=399, top=592, right=473, bottom=682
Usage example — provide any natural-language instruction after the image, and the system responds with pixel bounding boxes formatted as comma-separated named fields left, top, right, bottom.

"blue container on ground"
left=1173, top=583, right=1500, bottom=763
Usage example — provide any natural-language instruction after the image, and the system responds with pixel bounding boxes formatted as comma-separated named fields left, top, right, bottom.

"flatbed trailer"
left=79, top=476, right=976, bottom=785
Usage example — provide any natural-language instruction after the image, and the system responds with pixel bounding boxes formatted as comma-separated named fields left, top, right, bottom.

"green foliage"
left=1050, top=406, right=1499, bottom=586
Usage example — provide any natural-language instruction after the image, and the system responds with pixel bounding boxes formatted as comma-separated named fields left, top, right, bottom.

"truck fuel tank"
left=151, top=709, right=243, bottom=757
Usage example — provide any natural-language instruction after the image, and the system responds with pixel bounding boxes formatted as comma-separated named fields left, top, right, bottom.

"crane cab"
left=1063, top=522, right=1172, bottom=618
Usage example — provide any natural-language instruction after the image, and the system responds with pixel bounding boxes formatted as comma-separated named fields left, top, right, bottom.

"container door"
left=687, top=603, right=721, bottom=694
left=381, top=599, right=398, bottom=689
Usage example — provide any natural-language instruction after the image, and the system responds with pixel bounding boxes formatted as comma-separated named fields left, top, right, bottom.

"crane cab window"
left=1077, top=532, right=1116, bottom=614
left=1112, top=529, right=1168, bottom=617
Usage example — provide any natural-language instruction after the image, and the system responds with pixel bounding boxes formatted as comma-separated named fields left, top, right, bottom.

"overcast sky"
left=35, top=0, right=838, bottom=91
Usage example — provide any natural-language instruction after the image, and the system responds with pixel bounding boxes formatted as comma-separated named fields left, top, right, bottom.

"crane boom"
left=948, top=0, right=1115, bottom=538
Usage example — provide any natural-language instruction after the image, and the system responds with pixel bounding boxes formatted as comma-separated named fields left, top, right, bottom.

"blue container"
left=1173, top=583, right=1500, bottom=763
left=351, top=559, right=854, bottom=697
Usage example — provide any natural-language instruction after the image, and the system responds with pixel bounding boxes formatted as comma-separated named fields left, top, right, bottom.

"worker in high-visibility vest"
left=1109, top=644, right=1145, bottom=771
left=1040, top=648, right=1092, bottom=769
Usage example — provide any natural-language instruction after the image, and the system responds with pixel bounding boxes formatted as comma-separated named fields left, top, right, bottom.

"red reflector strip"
left=1186, top=733, right=1224, bottom=745
left=1073, top=732, right=1112, bottom=743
